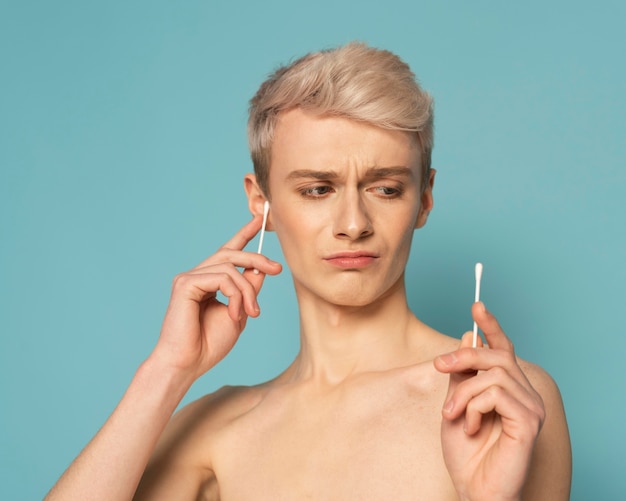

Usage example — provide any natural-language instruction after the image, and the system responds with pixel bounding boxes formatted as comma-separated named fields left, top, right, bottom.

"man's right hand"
left=150, top=214, right=282, bottom=381
left=44, top=216, right=282, bottom=501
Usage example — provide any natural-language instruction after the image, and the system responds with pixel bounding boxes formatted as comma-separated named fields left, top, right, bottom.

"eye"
left=300, top=185, right=334, bottom=198
left=371, top=185, right=403, bottom=197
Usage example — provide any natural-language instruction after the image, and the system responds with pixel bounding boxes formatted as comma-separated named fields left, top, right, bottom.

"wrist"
left=133, top=355, right=196, bottom=408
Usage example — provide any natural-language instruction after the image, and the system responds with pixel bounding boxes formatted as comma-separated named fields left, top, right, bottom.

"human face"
left=265, top=108, right=433, bottom=307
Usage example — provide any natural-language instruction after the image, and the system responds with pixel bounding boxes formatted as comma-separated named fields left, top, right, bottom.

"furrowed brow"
left=365, top=166, right=414, bottom=179
left=286, top=169, right=340, bottom=181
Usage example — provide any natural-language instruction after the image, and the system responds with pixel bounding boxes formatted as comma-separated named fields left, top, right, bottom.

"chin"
left=306, top=280, right=400, bottom=309
left=326, top=294, right=379, bottom=308
left=292, top=265, right=406, bottom=308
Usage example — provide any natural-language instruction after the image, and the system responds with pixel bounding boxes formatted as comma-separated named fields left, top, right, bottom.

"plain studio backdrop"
left=1, top=1, right=624, bottom=499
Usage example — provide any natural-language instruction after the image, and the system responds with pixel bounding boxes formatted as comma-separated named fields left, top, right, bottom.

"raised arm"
left=45, top=215, right=282, bottom=500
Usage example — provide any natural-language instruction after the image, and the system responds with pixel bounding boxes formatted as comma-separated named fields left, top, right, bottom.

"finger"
left=223, top=283, right=244, bottom=322
left=243, top=254, right=287, bottom=295
left=434, top=331, right=481, bottom=372
left=434, top=345, right=519, bottom=376
left=194, top=259, right=282, bottom=302
left=191, top=216, right=264, bottom=270
left=456, top=331, right=482, bottom=376
left=472, top=302, right=514, bottom=351
left=242, top=266, right=267, bottom=297
left=435, top=342, right=520, bottom=420
left=437, top=332, right=479, bottom=416
left=192, top=250, right=282, bottom=278
left=222, top=266, right=272, bottom=318
left=441, top=366, right=539, bottom=422
left=222, top=215, right=264, bottom=251
left=170, top=270, right=245, bottom=324
left=460, top=330, right=483, bottom=349
left=463, top=384, right=544, bottom=439
left=217, top=266, right=262, bottom=317
left=174, top=265, right=266, bottom=323
left=434, top=328, right=493, bottom=375
left=185, top=262, right=280, bottom=315
left=192, top=248, right=282, bottom=282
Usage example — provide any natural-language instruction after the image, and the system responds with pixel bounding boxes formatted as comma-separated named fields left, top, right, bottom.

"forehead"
left=270, top=108, right=421, bottom=176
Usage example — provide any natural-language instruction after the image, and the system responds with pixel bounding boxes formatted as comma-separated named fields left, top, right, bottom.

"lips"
left=324, top=251, right=379, bottom=269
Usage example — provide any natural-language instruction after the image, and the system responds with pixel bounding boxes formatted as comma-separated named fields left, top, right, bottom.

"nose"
left=333, top=190, right=373, bottom=240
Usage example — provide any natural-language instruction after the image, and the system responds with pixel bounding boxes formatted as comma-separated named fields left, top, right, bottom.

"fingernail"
left=438, top=353, right=456, bottom=367
left=443, top=399, right=454, bottom=413
left=253, top=268, right=259, bottom=275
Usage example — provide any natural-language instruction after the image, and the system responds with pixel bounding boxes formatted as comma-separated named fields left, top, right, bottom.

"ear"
left=244, top=173, right=273, bottom=230
left=415, top=168, right=436, bottom=229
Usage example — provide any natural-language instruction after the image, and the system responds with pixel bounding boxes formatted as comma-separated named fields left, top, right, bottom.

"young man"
left=46, top=43, right=571, bottom=500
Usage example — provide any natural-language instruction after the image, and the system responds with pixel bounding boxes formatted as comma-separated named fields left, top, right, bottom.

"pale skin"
left=46, top=109, right=571, bottom=500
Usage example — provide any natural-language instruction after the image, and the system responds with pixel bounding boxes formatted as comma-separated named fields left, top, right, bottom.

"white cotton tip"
left=474, top=263, right=483, bottom=302
left=475, top=262, right=483, bottom=282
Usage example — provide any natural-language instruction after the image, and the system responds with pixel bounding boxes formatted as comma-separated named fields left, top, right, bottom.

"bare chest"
left=209, top=374, right=458, bottom=500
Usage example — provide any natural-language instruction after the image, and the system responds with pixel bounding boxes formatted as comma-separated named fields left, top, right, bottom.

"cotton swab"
left=253, top=201, right=270, bottom=274
left=472, top=262, right=483, bottom=348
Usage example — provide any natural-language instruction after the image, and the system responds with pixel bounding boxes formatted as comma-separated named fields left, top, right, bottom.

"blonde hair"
left=248, top=42, right=434, bottom=196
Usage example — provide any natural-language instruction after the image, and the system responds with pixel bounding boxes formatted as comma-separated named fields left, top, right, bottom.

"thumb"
left=434, top=331, right=483, bottom=374
left=436, top=331, right=483, bottom=412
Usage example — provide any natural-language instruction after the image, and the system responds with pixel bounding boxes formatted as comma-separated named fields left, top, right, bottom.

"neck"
left=285, top=276, right=425, bottom=386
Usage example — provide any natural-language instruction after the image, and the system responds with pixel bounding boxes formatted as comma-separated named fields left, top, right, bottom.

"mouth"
left=323, top=251, right=379, bottom=269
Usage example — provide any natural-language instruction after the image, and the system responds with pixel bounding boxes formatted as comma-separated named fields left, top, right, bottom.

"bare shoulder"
left=134, top=384, right=268, bottom=500
left=162, top=383, right=269, bottom=461
left=178, top=384, right=267, bottom=425
left=515, top=358, right=562, bottom=406
left=408, top=316, right=463, bottom=362
left=516, top=357, right=572, bottom=500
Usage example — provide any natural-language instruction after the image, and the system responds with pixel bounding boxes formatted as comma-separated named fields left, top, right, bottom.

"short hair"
left=247, top=42, right=434, bottom=196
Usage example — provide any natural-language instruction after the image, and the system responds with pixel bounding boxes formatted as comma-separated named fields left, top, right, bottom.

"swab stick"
left=253, top=201, right=270, bottom=274
left=257, top=201, right=270, bottom=254
left=472, top=262, right=483, bottom=348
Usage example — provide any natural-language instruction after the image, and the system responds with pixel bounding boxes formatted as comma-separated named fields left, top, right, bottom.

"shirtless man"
left=46, top=42, right=571, bottom=500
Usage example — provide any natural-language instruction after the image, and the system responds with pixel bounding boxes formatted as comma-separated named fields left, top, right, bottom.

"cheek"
left=271, top=207, right=317, bottom=258
left=271, top=200, right=327, bottom=240
left=387, top=217, right=418, bottom=257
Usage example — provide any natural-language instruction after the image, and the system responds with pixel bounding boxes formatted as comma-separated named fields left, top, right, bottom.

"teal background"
left=1, top=1, right=624, bottom=499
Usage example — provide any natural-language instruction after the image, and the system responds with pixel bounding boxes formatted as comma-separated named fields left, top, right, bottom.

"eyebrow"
left=286, top=169, right=340, bottom=181
left=365, top=166, right=414, bottom=179
left=286, top=166, right=414, bottom=181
